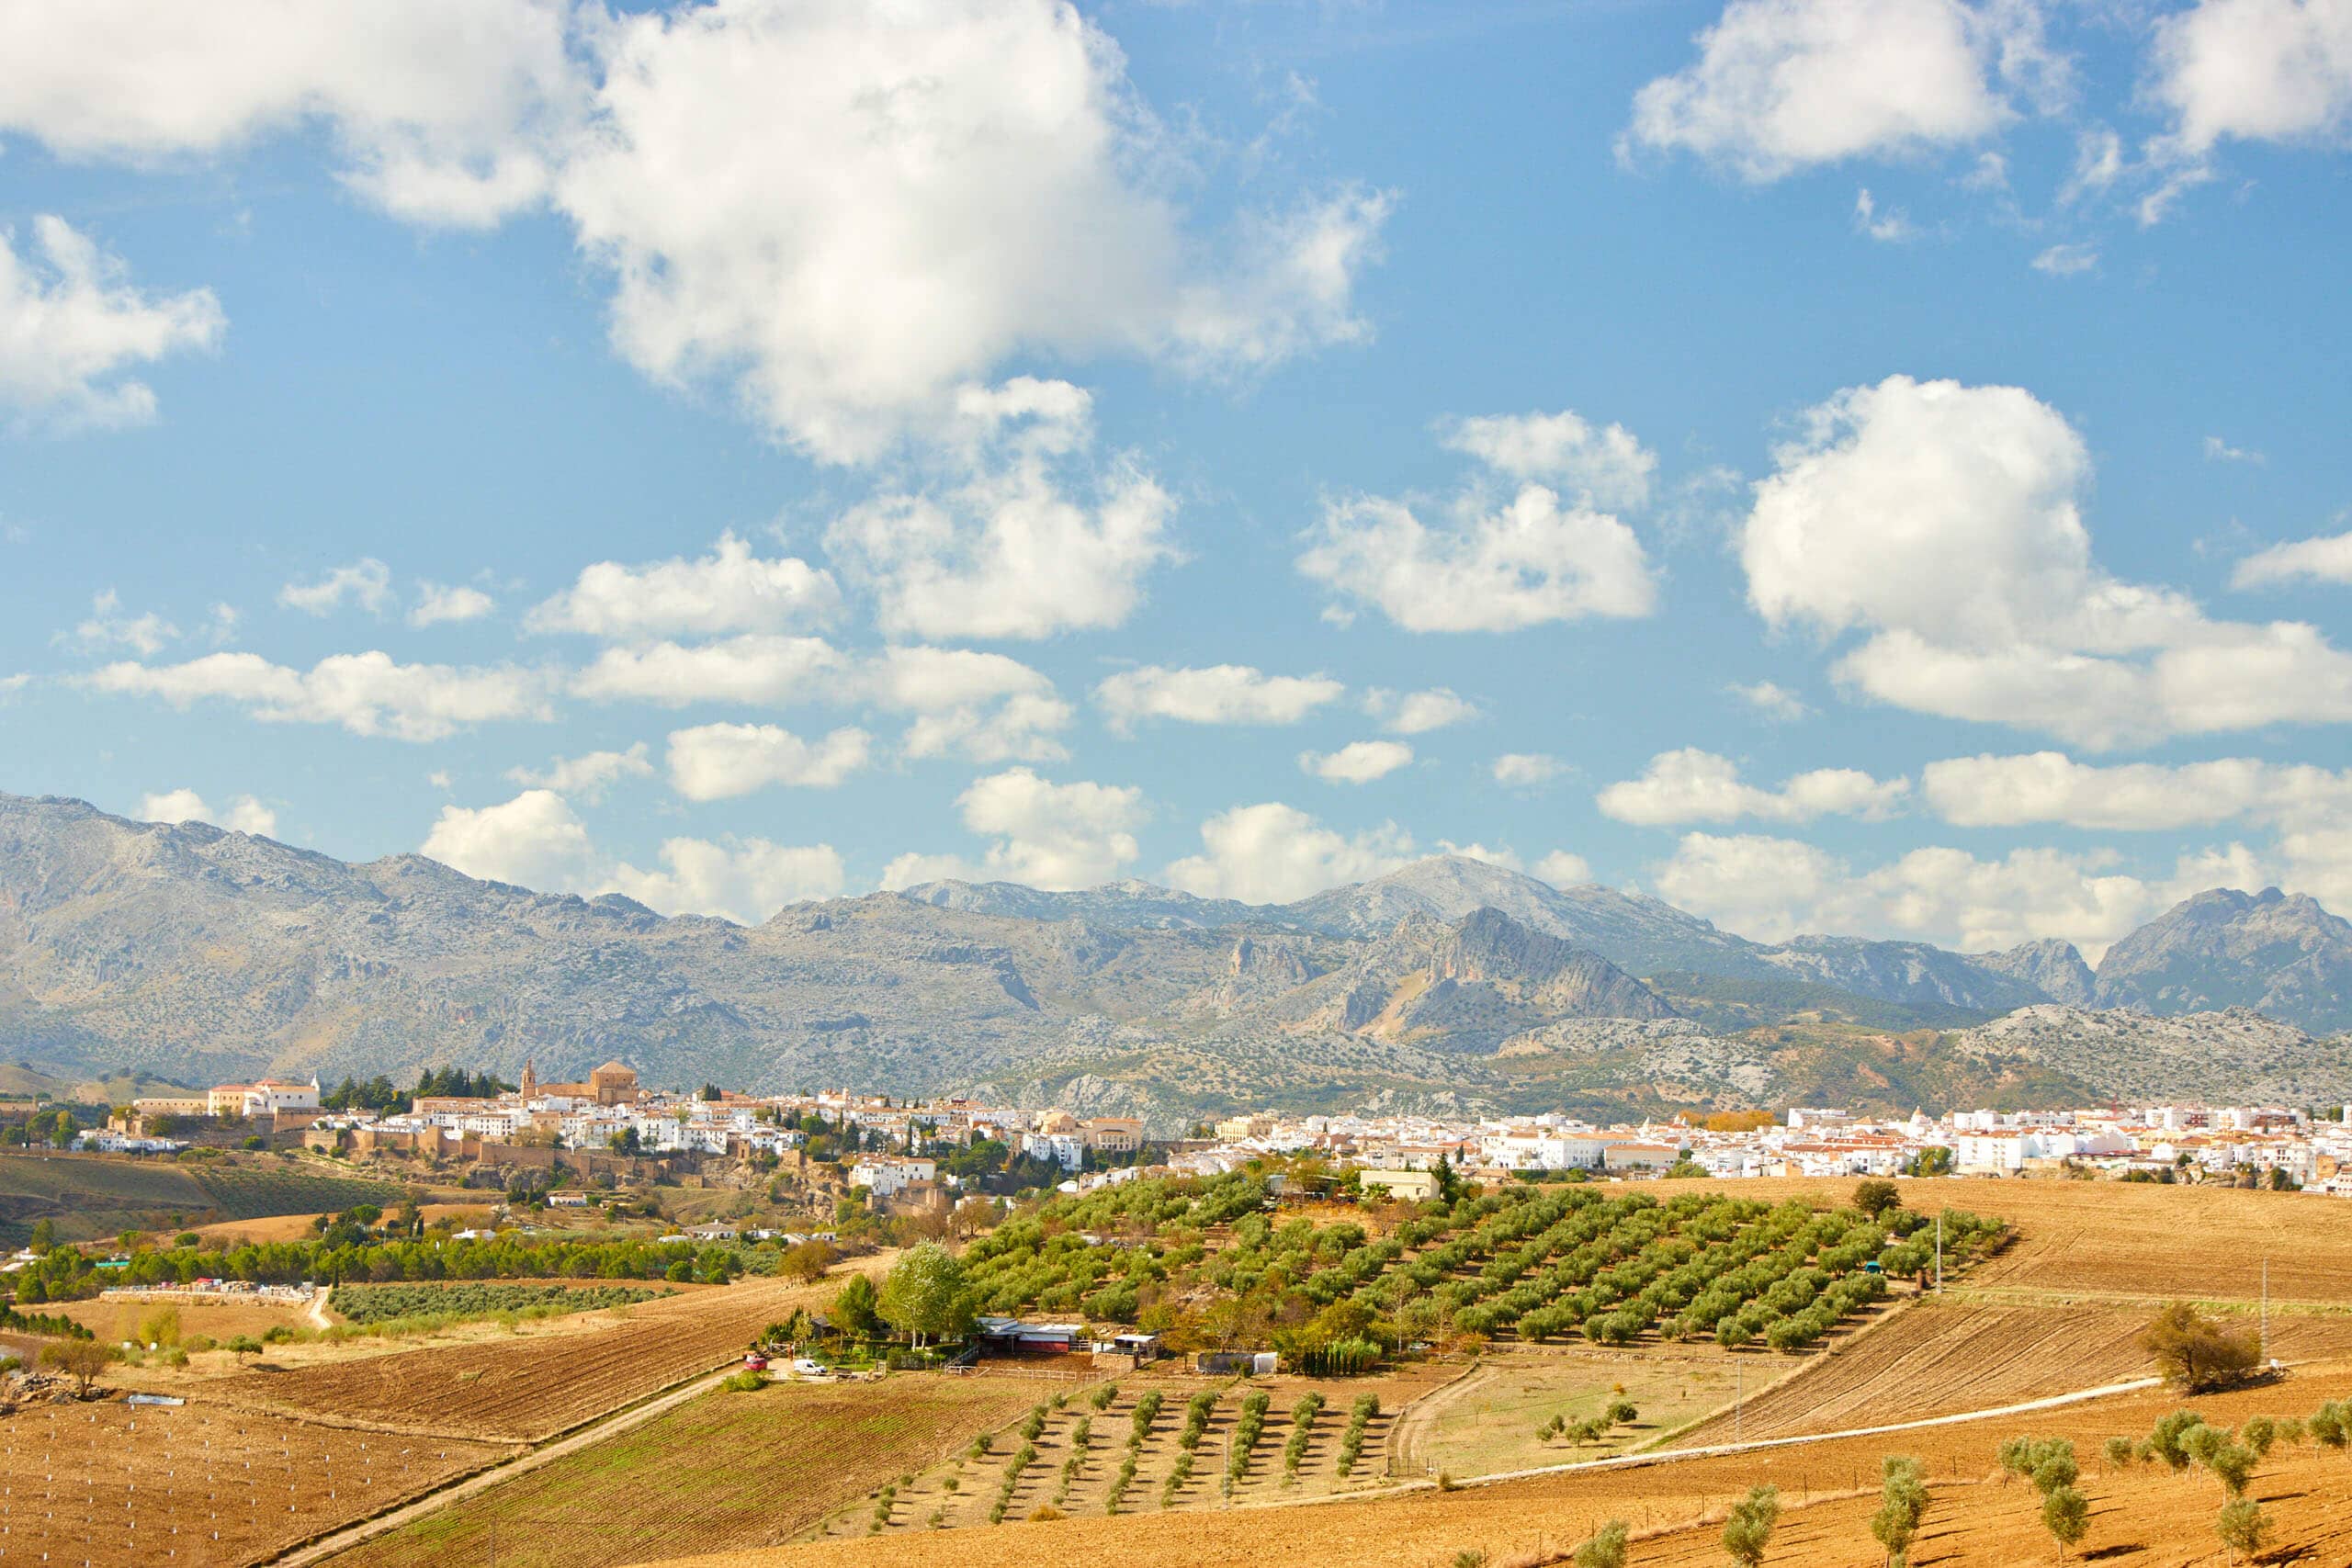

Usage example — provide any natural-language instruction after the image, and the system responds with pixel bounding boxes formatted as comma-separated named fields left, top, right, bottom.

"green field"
left=329, top=1280, right=665, bottom=1325
left=0, top=1153, right=408, bottom=1243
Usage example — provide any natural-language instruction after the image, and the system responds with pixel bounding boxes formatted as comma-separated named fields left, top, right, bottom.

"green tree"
left=2203, top=1440, right=2257, bottom=1497
left=38, top=1339, right=119, bottom=1397
left=1574, top=1522, right=1628, bottom=1568
left=878, top=1243, right=973, bottom=1348
left=1870, top=1455, right=1929, bottom=1568
left=2143, top=1303, right=2259, bottom=1392
left=27, top=1218, right=53, bottom=1254
left=833, top=1272, right=882, bottom=1338
left=2041, top=1485, right=2089, bottom=1562
left=2151, top=1409, right=2209, bottom=1471
left=1851, top=1179, right=1902, bottom=1218
left=2101, top=1436, right=2134, bottom=1472
left=1722, top=1484, right=1779, bottom=1568
left=2215, top=1498, right=2270, bottom=1565
left=2310, top=1400, right=2347, bottom=1457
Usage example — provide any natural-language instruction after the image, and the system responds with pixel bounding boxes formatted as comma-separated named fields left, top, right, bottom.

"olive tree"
left=1869, top=1455, right=1929, bottom=1568
left=1722, top=1485, right=1779, bottom=1568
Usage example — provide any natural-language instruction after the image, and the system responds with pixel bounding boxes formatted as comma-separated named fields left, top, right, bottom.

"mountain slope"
left=2093, top=888, right=2352, bottom=1033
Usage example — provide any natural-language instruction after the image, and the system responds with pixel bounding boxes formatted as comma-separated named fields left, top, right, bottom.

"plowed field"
left=201, top=1274, right=852, bottom=1441
left=0, top=1396, right=502, bottom=1567
left=326, top=1376, right=1045, bottom=1568
left=624, top=1359, right=2352, bottom=1568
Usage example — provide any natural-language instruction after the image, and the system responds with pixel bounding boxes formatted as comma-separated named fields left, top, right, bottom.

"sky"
left=1, top=0, right=2349, bottom=961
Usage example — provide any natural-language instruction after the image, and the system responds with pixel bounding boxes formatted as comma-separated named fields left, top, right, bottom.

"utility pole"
left=2262, top=1257, right=2270, bottom=1366
left=1735, top=1359, right=1742, bottom=1444
left=1935, top=1212, right=1943, bottom=1293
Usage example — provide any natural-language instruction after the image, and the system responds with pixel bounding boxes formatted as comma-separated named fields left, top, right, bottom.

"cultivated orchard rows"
left=956, top=1173, right=2005, bottom=1355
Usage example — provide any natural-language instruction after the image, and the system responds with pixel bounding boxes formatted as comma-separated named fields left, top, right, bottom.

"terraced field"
left=202, top=1274, right=849, bottom=1441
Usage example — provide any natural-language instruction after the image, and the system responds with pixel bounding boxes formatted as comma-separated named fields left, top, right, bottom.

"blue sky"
left=2, top=0, right=2348, bottom=958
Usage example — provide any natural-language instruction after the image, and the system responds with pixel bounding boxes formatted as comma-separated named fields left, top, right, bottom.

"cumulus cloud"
left=1362, top=687, right=1479, bottom=735
left=1623, top=0, right=2062, bottom=181
left=1730, top=680, right=1812, bottom=721
left=1651, top=829, right=2262, bottom=956
left=0, top=0, right=578, bottom=225
left=137, top=787, right=277, bottom=837
left=62, top=590, right=178, bottom=655
left=86, top=649, right=549, bottom=741
left=571, top=634, right=844, bottom=707
left=2233, top=528, right=2352, bottom=589
left=864, top=645, right=1073, bottom=764
left=2148, top=0, right=2352, bottom=155
left=1535, top=850, right=1594, bottom=886
left=604, top=836, right=845, bottom=925
left=886, top=768, right=1145, bottom=890
left=421, top=789, right=599, bottom=890
left=1094, top=663, right=1344, bottom=733
left=0, top=215, right=224, bottom=429
left=279, top=558, right=393, bottom=616
left=1492, top=753, right=1566, bottom=788
left=1165, top=802, right=1415, bottom=904
left=504, top=742, right=654, bottom=802
left=421, top=786, right=841, bottom=924
left=825, top=380, right=1175, bottom=640
left=1300, top=739, right=1412, bottom=784
left=1598, top=748, right=1909, bottom=825
left=1436, top=410, right=1657, bottom=511
left=1919, top=750, right=2352, bottom=831
left=411, top=582, right=497, bottom=626
left=1741, top=374, right=2352, bottom=748
left=662, top=722, right=871, bottom=801
left=1851, top=186, right=1915, bottom=242
left=526, top=533, right=838, bottom=640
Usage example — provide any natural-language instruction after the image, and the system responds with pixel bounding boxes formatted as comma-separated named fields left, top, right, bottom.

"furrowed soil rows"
left=0, top=1397, right=502, bottom=1567
left=630, top=1359, right=2352, bottom=1568
left=202, top=1276, right=844, bottom=1440
left=326, top=1377, right=1044, bottom=1568
left=1670, top=1301, right=2159, bottom=1444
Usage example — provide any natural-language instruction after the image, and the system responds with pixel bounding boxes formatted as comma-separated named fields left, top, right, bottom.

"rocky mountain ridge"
left=7, top=791, right=2352, bottom=1125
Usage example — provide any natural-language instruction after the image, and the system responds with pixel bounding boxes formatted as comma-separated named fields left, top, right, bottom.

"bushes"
left=1301, top=1337, right=1381, bottom=1377
left=718, top=1369, right=765, bottom=1393
left=329, top=1280, right=658, bottom=1325
left=1337, top=1393, right=1381, bottom=1476
left=2143, top=1303, right=2260, bottom=1393
left=1225, top=1389, right=1271, bottom=1494
left=1283, top=1392, right=1324, bottom=1483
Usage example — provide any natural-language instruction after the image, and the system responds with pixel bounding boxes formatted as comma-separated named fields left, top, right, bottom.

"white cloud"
left=1095, top=663, right=1344, bottom=732
left=62, top=590, right=178, bottom=655
left=86, top=649, right=549, bottom=740
left=1363, top=687, right=1479, bottom=735
left=662, top=722, right=871, bottom=801
left=411, top=582, right=497, bottom=626
left=1741, top=373, right=2352, bottom=748
left=1730, top=680, right=1812, bottom=721
left=1492, top=753, right=1566, bottom=788
left=279, top=558, right=393, bottom=616
left=1623, top=0, right=2061, bottom=181
left=1852, top=186, right=1915, bottom=242
left=1436, top=410, right=1657, bottom=511
left=1652, top=829, right=2261, bottom=956
left=137, top=786, right=277, bottom=837
left=0, top=0, right=578, bottom=225
left=825, top=380, right=1175, bottom=640
left=2030, top=242, right=2099, bottom=276
left=557, top=5, right=1385, bottom=461
left=421, top=789, right=600, bottom=891
left=1165, top=801, right=1414, bottom=904
left=605, top=836, right=844, bottom=925
left=571, top=635, right=844, bottom=707
left=2059, top=127, right=2124, bottom=203
left=2148, top=0, right=2352, bottom=155
left=888, top=768, right=1145, bottom=890
left=2233, top=529, right=2352, bottom=589
left=865, top=645, right=1072, bottom=764
left=0, top=215, right=224, bottom=429
left=1300, top=739, right=1412, bottom=784
left=1535, top=851, right=1594, bottom=887
left=1599, top=748, right=1909, bottom=826
left=2203, top=434, right=2266, bottom=465
left=1919, top=750, right=2352, bottom=831
left=526, top=532, right=838, bottom=640
left=1302, top=484, right=1656, bottom=634
left=504, top=742, right=654, bottom=803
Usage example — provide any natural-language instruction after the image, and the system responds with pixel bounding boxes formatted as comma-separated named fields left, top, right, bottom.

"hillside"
left=6, top=791, right=2352, bottom=1124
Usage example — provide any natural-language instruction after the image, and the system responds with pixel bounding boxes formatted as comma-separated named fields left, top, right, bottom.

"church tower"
left=520, top=1058, right=538, bottom=1100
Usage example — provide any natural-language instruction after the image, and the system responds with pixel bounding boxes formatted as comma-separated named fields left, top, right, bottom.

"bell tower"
left=519, top=1057, right=538, bottom=1100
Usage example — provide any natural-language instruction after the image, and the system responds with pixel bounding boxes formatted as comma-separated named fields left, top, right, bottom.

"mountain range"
left=6, top=790, right=2352, bottom=1127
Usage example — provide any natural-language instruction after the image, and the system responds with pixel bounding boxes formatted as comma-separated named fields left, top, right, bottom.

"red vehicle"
left=742, top=1354, right=768, bottom=1371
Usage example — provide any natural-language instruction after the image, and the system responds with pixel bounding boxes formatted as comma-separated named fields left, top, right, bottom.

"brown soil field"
left=624, top=1360, right=2352, bottom=1568
left=0, top=1395, right=504, bottom=1567
left=199, top=1271, right=863, bottom=1441
left=53, top=1292, right=314, bottom=1345
left=327, top=1375, right=1048, bottom=1568
left=184, top=1202, right=487, bottom=1246
left=809, top=1365, right=1456, bottom=1542
left=1715, top=1177, right=2352, bottom=1304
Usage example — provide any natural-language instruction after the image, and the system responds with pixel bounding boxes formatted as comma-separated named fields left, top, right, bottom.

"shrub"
left=1870, top=1455, right=1929, bottom=1568
left=1574, top=1519, right=1629, bottom=1568
left=1722, top=1484, right=1779, bottom=1568
left=1337, top=1393, right=1381, bottom=1477
left=2041, top=1485, right=2090, bottom=1560
left=2216, top=1498, right=2269, bottom=1564
left=2102, top=1436, right=2134, bottom=1470
left=718, top=1369, right=765, bottom=1393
